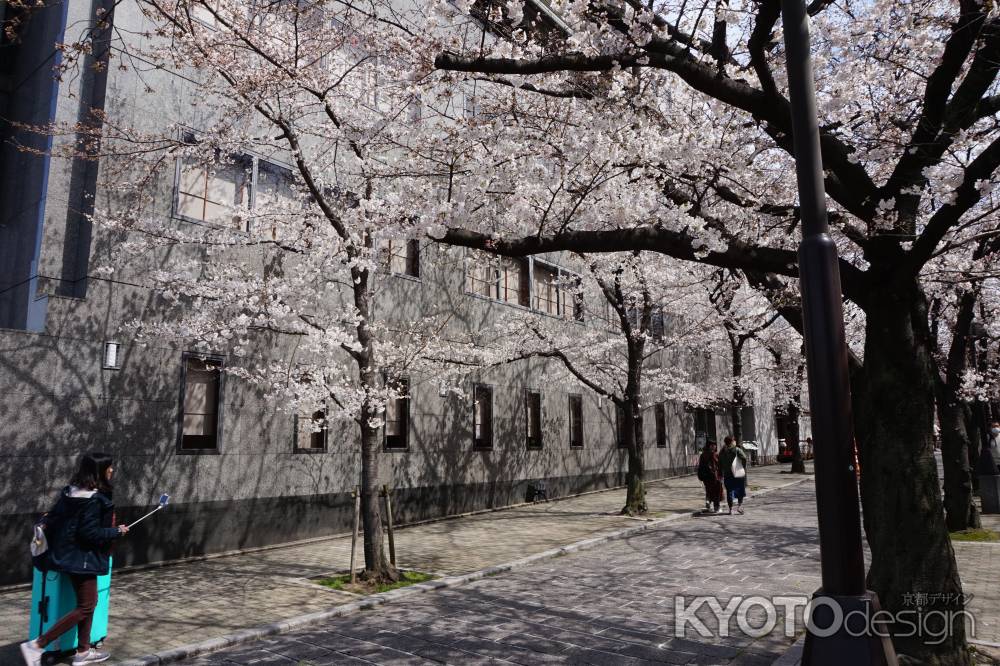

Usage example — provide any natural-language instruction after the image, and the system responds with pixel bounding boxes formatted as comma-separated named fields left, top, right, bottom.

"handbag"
left=732, top=456, right=746, bottom=479
left=30, top=523, right=51, bottom=571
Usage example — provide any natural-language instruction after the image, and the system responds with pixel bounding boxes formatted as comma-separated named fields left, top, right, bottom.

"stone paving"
left=0, top=464, right=805, bottom=664
left=180, top=482, right=824, bottom=666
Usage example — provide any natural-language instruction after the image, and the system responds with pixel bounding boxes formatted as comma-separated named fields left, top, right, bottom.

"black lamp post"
left=779, top=0, right=896, bottom=662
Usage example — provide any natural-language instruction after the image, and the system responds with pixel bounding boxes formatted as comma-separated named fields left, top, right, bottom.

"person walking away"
left=20, top=453, right=128, bottom=666
left=719, top=436, right=749, bottom=515
left=697, top=441, right=724, bottom=513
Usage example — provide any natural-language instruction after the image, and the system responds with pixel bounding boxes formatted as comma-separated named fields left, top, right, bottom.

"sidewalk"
left=0, top=464, right=806, bottom=664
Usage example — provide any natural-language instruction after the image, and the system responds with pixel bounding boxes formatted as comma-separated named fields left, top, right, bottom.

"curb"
left=114, top=475, right=814, bottom=665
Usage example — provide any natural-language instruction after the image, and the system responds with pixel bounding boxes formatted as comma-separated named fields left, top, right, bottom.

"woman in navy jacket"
left=21, top=453, right=128, bottom=666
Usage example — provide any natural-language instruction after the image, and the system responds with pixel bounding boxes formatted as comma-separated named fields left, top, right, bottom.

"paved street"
left=0, top=465, right=805, bottom=664
left=3, top=462, right=998, bottom=665
left=180, top=481, right=825, bottom=666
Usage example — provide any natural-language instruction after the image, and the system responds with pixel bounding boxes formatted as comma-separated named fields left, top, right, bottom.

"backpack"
left=30, top=520, right=51, bottom=571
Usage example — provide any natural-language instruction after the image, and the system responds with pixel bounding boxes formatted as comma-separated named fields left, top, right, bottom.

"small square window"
left=295, top=409, right=328, bottom=452
left=386, top=239, right=420, bottom=278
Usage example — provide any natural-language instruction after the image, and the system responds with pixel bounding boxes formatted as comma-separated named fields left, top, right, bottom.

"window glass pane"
left=474, top=385, right=492, bottom=447
left=655, top=404, right=666, bottom=448
left=177, top=155, right=249, bottom=227
left=256, top=161, right=297, bottom=210
left=387, top=240, right=419, bottom=277
left=500, top=257, right=528, bottom=305
left=466, top=253, right=497, bottom=297
left=533, top=264, right=560, bottom=316
left=182, top=357, right=221, bottom=449
left=569, top=396, right=583, bottom=447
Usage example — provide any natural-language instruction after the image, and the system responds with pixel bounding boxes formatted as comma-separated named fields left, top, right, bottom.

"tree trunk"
left=351, top=259, right=398, bottom=585
left=621, top=397, right=647, bottom=516
left=853, top=281, right=968, bottom=665
left=621, top=331, right=647, bottom=516
left=358, top=414, right=398, bottom=583
left=936, top=398, right=980, bottom=531
left=785, top=400, right=807, bottom=474
left=730, top=339, right=744, bottom=443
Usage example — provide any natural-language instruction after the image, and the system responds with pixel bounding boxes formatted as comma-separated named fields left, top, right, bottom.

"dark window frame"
left=172, top=129, right=297, bottom=233
left=386, top=238, right=421, bottom=279
left=472, top=383, right=494, bottom=450
left=293, top=409, right=329, bottom=453
left=176, top=352, right=226, bottom=455
left=615, top=403, right=627, bottom=449
left=568, top=394, right=584, bottom=449
left=655, top=403, right=667, bottom=448
left=525, top=389, right=543, bottom=450
left=384, top=377, right=411, bottom=451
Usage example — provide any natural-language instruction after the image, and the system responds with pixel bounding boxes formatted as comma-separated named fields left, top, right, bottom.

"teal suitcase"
left=29, top=558, right=112, bottom=652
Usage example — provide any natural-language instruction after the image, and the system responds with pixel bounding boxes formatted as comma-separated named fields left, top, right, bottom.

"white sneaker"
left=72, top=649, right=111, bottom=664
left=704, top=501, right=711, bottom=512
left=737, top=505, right=745, bottom=515
left=19, top=640, right=44, bottom=666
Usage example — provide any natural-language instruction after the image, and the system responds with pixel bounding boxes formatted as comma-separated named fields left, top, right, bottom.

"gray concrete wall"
left=0, top=0, right=799, bottom=584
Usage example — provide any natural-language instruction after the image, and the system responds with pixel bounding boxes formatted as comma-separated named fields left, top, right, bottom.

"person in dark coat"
left=719, top=436, right=749, bottom=515
left=21, top=453, right=128, bottom=666
left=697, top=440, right=724, bottom=513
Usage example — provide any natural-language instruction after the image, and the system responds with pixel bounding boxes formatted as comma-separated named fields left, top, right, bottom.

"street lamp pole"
left=778, top=0, right=896, bottom=662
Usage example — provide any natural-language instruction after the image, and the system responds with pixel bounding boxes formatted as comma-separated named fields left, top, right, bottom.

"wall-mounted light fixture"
left=103, top=341, right=121, bottom=370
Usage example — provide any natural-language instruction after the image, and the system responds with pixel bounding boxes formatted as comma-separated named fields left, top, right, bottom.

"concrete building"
left=0, top=0, right=791, bottom=584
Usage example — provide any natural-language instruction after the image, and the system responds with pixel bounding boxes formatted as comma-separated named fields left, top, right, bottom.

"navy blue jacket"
left=43, top=487, right=120, bottom=576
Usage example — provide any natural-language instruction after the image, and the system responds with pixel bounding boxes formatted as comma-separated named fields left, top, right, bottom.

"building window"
left=651, top=306, right=665, bottom=342
left=693, top=407, right=717, bottom=450
left=295, top=410, right=328, bottom=452
left=465, top=251, right=498, bottom=298
left=179, top=354, right=224, bottom=452
left=655, top=403, right=667, bottom=448
left=176, top=153, right=251, bottom=228
left=533, top=262, right=561, bottom=316
left=568, top=394, right=583, bottom=449
left=616, top=403, right=628, bottom=448
left=465, top=252, right=579, bottom=318
left=255, top=160, right=299, bottom=233
left=386, top=239, right=420, bottom=278
left=525, top=390, right=542, bottom=450
left=384, top=377, right=410, bottom=450
left=473, top=384, right=493, bottom=449
left=499, top=257, right=529, bottom=306
left=174, top=133, right=298, bottom=232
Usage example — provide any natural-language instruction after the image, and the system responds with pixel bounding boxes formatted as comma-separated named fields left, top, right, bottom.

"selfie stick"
left=127, top=493, right=170, bottom=529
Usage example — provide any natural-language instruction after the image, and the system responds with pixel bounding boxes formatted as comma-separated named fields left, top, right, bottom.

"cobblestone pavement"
left=0, top=465, right=805, bottom=664
left=181, top=482, right=825, bottom=666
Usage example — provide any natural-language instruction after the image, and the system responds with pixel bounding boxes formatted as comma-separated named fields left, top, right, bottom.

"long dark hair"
left=70, top=452, right=114, bottom=496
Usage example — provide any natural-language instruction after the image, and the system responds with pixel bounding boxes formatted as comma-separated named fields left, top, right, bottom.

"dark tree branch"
left=436, top=42, right=879, bottom=221
left=906, top=133, right=1000, bottom=273
left=433, top=224, right=867, bottom=301
left=881, top=8, right=998, bottom=222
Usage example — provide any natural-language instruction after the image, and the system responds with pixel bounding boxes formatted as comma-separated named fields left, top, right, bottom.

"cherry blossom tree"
left=475, top=251, right=730, bottom=514
left=50, top=0, right=488, bottom=584
left=428, top=0, right=1000, bottom=661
